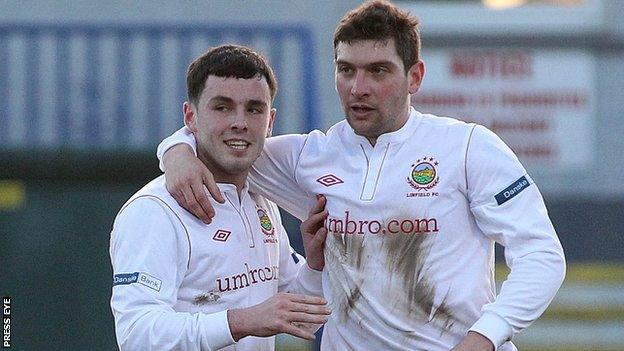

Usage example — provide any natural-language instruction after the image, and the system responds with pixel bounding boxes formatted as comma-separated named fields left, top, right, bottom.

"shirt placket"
left=225, top=192, right=256, bottom=248
left=359, top=142, right=390, bottom=201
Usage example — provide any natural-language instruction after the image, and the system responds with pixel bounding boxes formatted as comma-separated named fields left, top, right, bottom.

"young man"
left=156, top=1, right=566, bottom=350
left=109, top=45, right=331, bottom=351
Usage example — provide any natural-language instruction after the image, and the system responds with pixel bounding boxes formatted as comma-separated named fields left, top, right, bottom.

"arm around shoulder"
left=156, top=126, right=197, bottom=172
left=156, top=126, right=224, bottom=222
left=250, top=133, right=318, bottom=220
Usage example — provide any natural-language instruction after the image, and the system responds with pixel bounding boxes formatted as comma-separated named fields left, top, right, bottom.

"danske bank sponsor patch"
left=495, top=175, right=531, bottom=205
left=113, top=272, right=162, bottom=292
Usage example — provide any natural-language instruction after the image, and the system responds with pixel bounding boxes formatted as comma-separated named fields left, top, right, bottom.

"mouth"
left=349, top=103, right=375, bottom=116
left=224, top=139, right=251, bottom=151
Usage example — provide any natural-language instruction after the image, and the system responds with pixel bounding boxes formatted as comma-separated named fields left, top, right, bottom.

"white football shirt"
left=110, top=176, right=322, bottom=351
left=157, top=108, right=565, bottom=350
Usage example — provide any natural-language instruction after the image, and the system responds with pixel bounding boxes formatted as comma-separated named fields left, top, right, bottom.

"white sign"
left=412, top=49, right=596, bottom=171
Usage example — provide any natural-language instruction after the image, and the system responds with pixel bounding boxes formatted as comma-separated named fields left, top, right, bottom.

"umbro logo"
left=213, top=229, right=231, bottom=242
left=317, top=174, right=343, bottom=187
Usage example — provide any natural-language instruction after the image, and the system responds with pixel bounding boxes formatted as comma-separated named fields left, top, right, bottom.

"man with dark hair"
left=110, top=44, right=331, bottom=351
left=157, top=2, right=565, bottom=350
left=334, top=0, right=421, bottom=71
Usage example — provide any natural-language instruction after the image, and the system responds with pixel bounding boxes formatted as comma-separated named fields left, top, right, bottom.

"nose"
left=350, top=71, right=370, bottom=98
left=230, top=110, right=248, bottom=130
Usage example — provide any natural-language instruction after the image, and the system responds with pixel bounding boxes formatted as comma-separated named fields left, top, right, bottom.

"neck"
left=395, top=105, right=411, bottom=130
left=365, top=106, right=411, bottom=146
left=197, top=153, right=248, bottom=197
left=213, top=174, right=247, bottom=197
left=366, top=136, right=377, bottom=146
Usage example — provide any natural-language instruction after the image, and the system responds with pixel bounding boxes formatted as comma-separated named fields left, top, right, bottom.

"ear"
left=407, top=60, right=425, bottom=95
left=183, top=102, right=198, bottom=133
left=266, top=108, right=276, bottom=138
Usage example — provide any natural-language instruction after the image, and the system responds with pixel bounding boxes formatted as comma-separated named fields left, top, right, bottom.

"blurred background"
left=0, top=0, right=622, bottom=350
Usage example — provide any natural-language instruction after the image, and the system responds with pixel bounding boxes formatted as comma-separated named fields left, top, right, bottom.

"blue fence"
left=0, top=23, right=318, bottom=149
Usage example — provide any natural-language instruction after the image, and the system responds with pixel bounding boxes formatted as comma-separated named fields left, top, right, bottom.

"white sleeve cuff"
left=299, top=264, right=324, bottom=296
left=469, top=311, right=513, bottom=350
left=156, top=127, right=197, bottom=172
left=198, top=309, right=236, bottom=350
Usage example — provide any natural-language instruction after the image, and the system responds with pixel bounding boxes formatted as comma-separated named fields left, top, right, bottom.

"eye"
left=213, top=104, right=230, bottom=112
left=337, top=65, right=354, bottom=74
left=248, top=107, right=264, bottom=114
left=371, top=66, right=389, bottom=75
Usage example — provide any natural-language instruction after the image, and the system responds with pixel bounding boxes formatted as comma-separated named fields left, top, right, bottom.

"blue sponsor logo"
left=113, top=272, right=139, bottom=286
left=495, top=175, right=531, bottom=205
left=113, top=272, right=162, bottom=291
left=291, top=252, right=300, bottom=264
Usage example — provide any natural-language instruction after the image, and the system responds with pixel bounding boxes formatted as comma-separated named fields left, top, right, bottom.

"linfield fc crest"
left=257, top=208, right=275, bottom=237
left=407, top=157, right=440, bottom=193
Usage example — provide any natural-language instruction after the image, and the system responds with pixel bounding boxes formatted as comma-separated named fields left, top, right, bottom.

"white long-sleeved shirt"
left=157, top=108, right=566, bottom=350
left=110, top=176, right=322, bottom=350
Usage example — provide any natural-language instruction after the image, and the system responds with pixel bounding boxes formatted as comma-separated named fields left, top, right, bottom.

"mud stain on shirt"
left=383, top=225, right=457, bottom=334
left=347, top=285, right=361, bottom=310
left=325, top=231, right=366, bottom=323
left=325, top=219, right=460, bottom=333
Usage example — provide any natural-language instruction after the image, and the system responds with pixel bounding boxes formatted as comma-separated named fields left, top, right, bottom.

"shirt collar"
left=376, top=107, right=422, bottom=144
left=218, top=181, right=250, bottom=205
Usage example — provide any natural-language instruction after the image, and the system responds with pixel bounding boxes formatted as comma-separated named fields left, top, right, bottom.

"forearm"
left=113, top=306, right=234, bottom=350
left=470, top=246, right=566, bottom=347
left=157, top=126, right=197, bottom=172
left=278, top=255, right=323, bottom=297
left=469, top=192, right=565, bottom=347
left=289, top=263, right=324, bottom=297
left=464, top=237, right=565, bottom=350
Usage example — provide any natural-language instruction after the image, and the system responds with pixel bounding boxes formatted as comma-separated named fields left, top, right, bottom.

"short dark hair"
left=186, top=44, right=277, bottom=106
left=333, top=0, right=421, bottom=73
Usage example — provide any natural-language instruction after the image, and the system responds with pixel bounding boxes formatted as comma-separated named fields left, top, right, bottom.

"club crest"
left=407, top=157, right=440, bottom=192
left=257, top=208, right=275, bottom=237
